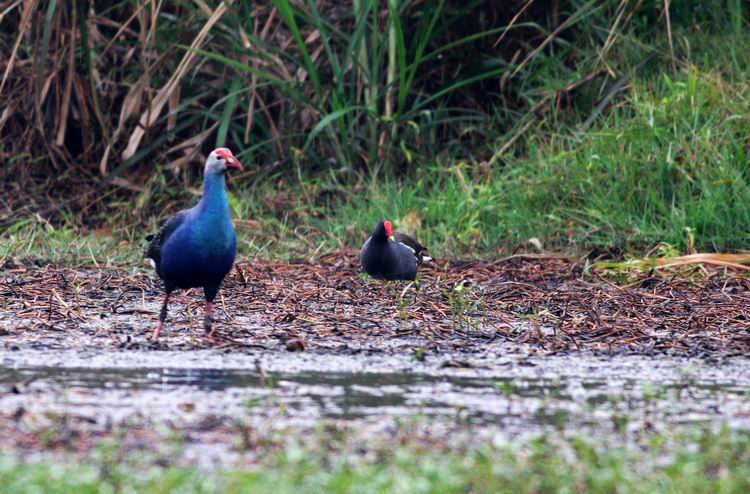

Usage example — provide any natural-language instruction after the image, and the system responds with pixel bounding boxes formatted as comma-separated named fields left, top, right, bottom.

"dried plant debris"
left=2, top=252, right=750, bottom=357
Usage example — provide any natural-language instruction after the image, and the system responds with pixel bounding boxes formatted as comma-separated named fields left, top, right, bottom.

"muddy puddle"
left=2, top=349, right=750, bottom=467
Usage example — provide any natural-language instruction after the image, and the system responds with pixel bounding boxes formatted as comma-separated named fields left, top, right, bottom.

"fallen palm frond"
left=657, top=253, right=750, bottom=272
left=594, top=252, right=750, bottom=281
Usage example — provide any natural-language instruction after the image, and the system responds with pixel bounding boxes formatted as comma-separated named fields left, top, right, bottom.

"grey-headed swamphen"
left=145, top=148, right=243, bottom=339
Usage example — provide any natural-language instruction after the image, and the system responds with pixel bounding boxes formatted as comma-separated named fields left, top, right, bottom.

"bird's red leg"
left=151, top=293, right=170, bottom=340
left=203, top=301, right=214, bottom=336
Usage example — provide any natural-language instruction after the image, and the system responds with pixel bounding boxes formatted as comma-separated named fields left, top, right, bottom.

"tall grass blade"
left=36, top=0, right=60, bottom=102
left=271, top=0, right=323, bottom=96
left=76, top=0, right=110, bottom=152
left=303, top=106, right=361, bottom=152
left=216, top=78, right=243, bottom=148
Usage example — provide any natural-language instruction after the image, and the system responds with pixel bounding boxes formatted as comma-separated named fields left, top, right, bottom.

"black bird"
left=360, top=220, right=431, bottom=281
left=145, top=148, right=243, bottom=340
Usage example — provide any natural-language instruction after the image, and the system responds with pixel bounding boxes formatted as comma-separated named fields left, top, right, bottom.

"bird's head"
left=373, top=220, right=395, bottom=240
left=205, top=148, right=243, bottom=175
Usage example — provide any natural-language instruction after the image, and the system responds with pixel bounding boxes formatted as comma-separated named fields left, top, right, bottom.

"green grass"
left=3, top=16, right=750, bottom=263
left=226, top=28, right=750, bottom=260
left=0, top=220, right=136, bottom=267
left=2, top=428, right=750, bottom=493
left=295, top=30, right=750, bottom=256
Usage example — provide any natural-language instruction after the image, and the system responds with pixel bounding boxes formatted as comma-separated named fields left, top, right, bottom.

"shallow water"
left=1, top=349, right=749, bottom=467
left=2, top=349, right=750, bottom=436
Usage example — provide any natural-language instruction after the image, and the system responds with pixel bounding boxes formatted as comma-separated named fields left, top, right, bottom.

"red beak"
left=216, top=149, right=243, bottom=171
left=226, top=155, right=243, bottom=171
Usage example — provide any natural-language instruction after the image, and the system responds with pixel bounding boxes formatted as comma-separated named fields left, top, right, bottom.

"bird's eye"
left=217, top=156, right=224, bottom=161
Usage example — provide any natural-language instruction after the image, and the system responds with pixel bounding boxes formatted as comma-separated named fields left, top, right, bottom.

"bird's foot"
left=151, top=321, right=164, bottom=340
left=203, top=319, right=216, bottom=344
left=203, top=300, right=214, bottom=338
left=152, top=293, right=170, bottom=340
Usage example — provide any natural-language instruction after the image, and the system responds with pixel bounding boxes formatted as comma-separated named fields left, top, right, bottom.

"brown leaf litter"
left=2, top=251, right=750, bottom=357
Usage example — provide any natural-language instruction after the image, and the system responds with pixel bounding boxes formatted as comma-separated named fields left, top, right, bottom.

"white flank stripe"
left=398, top=242, right=416, bottom=254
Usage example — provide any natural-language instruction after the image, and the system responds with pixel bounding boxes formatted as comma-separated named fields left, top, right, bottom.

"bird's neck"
left=198, top=172, right=230, bottom=218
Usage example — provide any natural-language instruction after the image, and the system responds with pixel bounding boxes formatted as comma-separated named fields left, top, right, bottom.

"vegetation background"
left=1, top=0, right=749, bottom=262
left=3, top=2, right=750, bottom=490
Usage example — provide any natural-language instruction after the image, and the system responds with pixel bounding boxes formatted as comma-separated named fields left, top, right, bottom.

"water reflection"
left=2, top=364, right=749, bottom=429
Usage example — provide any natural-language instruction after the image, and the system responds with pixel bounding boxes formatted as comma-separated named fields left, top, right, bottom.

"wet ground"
left=2, top=348, right=750, bottom=467
left=2, top=253, right=750, bottom=466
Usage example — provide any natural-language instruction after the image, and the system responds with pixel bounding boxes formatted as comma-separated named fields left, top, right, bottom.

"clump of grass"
left=292, top=30, right=750, bottom=257
left=445, top=280, right=481, bottom=332
left=499, top=42, right=750, bottom=253
left=0, top=219, right=138, bottom=267
left=0, top=1, right=606, bottom=199
left=6, top=0, right=724, bottom=231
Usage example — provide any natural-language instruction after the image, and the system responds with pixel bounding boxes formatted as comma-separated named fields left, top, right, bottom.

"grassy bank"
left=2, top=7, right=750, bottom=263
left=2, top=428, right=750, bottom=493
left=248, top=29, right=750, bottom=257
left=4, top=29, right=750, bottom=265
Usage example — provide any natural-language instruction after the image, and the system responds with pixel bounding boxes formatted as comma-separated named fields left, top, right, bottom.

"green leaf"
left=216, top=78, right=242, bottom=148
left=303, top=107, right=361, bottom=152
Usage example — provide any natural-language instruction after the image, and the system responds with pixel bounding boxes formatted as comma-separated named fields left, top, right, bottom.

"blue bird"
left=145, top=148, right=243, bottom=340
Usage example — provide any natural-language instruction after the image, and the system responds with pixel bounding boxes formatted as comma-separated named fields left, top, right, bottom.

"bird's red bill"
left=215, top=149, right=243, bottom=171
left=384, top=221, right=393, bottom=237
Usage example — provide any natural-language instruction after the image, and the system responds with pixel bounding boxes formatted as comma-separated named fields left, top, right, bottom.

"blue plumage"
left=146, top=148, right=243, bottom=340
